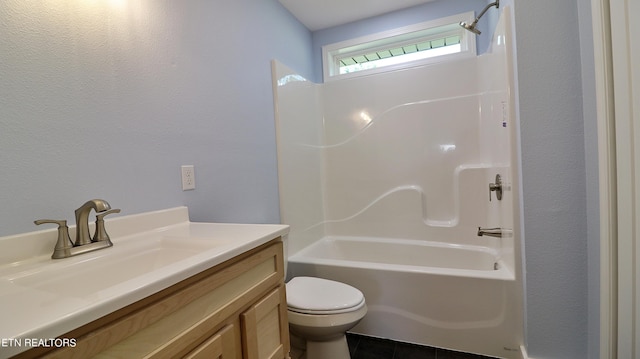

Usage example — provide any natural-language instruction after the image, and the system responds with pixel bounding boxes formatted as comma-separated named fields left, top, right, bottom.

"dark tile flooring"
left=346, top=333, right=497, bottom=359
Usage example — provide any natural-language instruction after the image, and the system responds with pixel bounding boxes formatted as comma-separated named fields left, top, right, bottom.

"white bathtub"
left=287, top=236, right=523, bottom=359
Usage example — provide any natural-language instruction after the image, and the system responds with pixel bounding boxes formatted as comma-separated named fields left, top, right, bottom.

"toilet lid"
left=286, top=277, right=364, bottom=314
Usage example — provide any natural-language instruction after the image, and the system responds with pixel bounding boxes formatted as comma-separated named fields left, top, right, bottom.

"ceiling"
left=278, top=0, right=437, bottom=31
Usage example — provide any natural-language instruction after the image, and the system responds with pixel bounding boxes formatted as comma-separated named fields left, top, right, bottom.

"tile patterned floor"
left=346, top=333, right=498, bottom=359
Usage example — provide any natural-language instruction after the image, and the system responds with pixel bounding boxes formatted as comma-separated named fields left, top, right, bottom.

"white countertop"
left=0, top=207, right=289, bottom=358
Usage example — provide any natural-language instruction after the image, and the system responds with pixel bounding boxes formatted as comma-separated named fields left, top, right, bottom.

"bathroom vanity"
left=0, top=207, right=290, bottom=359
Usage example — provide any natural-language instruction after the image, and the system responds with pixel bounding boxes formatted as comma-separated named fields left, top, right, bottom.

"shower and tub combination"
left=272, top=7, right=524, bottom=359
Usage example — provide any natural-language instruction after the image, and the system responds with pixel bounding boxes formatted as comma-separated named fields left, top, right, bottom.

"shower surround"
left=273, top=9, right=523, bottom=359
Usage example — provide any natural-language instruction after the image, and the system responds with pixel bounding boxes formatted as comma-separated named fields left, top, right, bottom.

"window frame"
left=322, top=12, right=477, bottom=82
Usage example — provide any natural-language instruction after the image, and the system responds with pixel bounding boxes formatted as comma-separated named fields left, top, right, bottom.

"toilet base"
left=306, top=335, right=350, bottom=359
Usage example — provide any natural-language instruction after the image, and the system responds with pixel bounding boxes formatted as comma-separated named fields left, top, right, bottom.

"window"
left=322, top=12, right=477, bottom=81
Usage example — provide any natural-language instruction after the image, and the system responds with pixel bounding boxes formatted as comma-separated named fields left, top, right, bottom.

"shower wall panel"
left=320, top=58, right=502, bottom=247
left=272, top=62, right=326, bottom=254
left=274, top=10, right=516, bottom=255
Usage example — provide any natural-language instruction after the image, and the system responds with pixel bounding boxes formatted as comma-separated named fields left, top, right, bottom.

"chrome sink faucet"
left=35, top=199, right=120, bottom=259
left=74, top=199, right=112, bottom=246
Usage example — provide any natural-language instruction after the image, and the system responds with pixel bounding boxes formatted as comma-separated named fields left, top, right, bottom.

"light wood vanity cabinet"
left=16, top=239, right=290, bottom=359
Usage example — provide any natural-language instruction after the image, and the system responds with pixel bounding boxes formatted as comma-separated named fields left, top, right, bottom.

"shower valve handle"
left=489, top=174, right=503, bottom=201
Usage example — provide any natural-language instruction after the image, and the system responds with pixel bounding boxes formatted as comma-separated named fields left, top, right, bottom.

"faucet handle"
left=34, top=219, right=67, bottom=226
left=92, top=209, right=121, bottom=243
left=95, top=208, right=121, bottom=220
left=488, top=174, right=503, bottom=201
left=34, top=219, right=73, bottom=259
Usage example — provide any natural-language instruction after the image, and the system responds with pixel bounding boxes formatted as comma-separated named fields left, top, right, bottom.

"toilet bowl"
left=286, top=276, right=367, bottom=359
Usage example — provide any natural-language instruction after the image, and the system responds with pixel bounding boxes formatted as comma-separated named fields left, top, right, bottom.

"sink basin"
left=7, top=236, right=232, bottom=298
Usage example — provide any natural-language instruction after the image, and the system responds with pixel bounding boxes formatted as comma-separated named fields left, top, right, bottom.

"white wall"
left=0, top=0, right=313, bottom=236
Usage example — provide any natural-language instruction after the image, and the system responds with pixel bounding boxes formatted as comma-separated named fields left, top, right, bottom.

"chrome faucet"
left=74, top=199, right=112, bottom=246
left=35, top=199, right=120, bottom=259
left=477, top=227, right=513, bottom=238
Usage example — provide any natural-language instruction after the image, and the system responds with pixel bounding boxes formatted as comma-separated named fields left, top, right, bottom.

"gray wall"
left=0, top=0, right=313, bottom=236
left=510, top=0, right=594, bottom=357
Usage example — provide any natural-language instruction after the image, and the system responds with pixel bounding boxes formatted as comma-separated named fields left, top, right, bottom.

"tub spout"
left=477, top=227, right=513, bottom=238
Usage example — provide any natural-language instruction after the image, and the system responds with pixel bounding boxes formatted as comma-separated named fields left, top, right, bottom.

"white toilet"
left=286, top=276, right=367, bottom=359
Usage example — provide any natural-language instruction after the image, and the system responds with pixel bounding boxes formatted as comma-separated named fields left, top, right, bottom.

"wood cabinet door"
left=241, top=285, right=290, bottom=359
